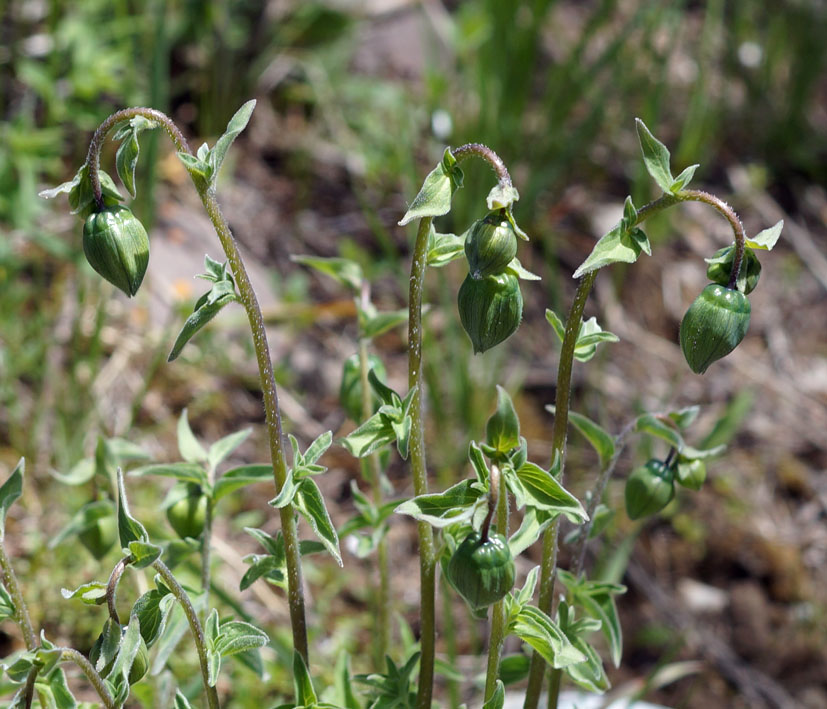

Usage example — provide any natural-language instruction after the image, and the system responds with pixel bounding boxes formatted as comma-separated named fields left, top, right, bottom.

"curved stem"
left=523, top=271, right=597, bottom=709
left=153, top=559, right=220, bottom=709
left=480, top=465, right=500, bottom=543
left=86, top=107, right=189, bottom=208
left=409, top=216, right=437, bottom=709
left=85, top=106, right=309, bottom=661
left=57, top=647, right=117, bottom=709
left=0, top=544, right=37, bottom=651
left=483, top=466, right=508, bottom=702
left=451, top=143, right=512, bottom=186
left=105, top=556, right=131, bottom=625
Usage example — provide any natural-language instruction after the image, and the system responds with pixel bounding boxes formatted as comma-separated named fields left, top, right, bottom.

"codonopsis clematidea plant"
left=0, top=102, right=782, bottom=708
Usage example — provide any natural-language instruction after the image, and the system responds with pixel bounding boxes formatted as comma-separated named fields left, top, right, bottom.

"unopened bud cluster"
left=458, top=210, right=523, bottom=353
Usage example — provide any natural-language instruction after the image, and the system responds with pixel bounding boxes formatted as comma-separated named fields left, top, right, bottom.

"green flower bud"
left=679, top=284, right=751, bottom=374
left=339, top=353, right=387, bottom=422
left=624, top=459, right=675, bottom=520
left=676, top=457, right=706, bottom=491
left=458, top=272, right=523, bottom=354
left=82, top=205, right=149, bottom=297
left=706, top=246, right=761, bottom=294
left=166, top=484, right=207, bottom=539
left=464, top=211, right=518, bottom=278
left=446, top=532, right=515, bottom=610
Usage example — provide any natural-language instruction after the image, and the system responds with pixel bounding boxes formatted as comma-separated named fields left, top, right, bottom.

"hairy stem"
left=409, top=216, right=437, bottom=709
left=451, top=143, right=512, bottom=186
left=105, top=556, right=130, bottom=625
left=85, top=107, right=309, bottom=661
left=58, top=647, right=117, bottom=709
left=153, top=559, right=220, bottom=709
left=483, top=466, right=508, bottom=702
left=0, top=544, right=37, bottom=650
left=523, top=271, right=596, bottom=709
left=358, top=331, right=390, bottom=666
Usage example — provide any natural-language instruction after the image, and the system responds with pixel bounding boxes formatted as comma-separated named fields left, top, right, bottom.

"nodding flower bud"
left=464, top=211, right=518, bottom=279
left=706, top=245, right=761, bottom=294
left=458, top=272, right=523, bottom=354
left=446, top=531, right=515, bottom=610
left=679, top=284, right=751, bottom=374
left=82, top=205, right=149, bottom=297
left=624, top=459, right=675, bottom=520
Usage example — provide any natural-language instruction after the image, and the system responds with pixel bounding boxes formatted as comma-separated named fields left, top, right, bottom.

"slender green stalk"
left=358, top=332, right=390, bottom=666
left=201, top=496, right=214, bottom=607
left=57, top=647, right=117, bottom=709
left=86, top=108, right=309, bottom=661
left=153, top=559, right=220, bottom=709
left=524, top=189, right=748, bottom=709
left=105, top=555, right=130, bottom=625
left=0, top=543, right=37, bottom=650
left=483, top=466, right=509, bottom=702
left=409, top=216, right=437, bottom=709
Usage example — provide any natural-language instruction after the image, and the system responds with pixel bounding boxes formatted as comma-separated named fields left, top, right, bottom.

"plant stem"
left=483, top=466, right=508, bottom=702
left=153, top=559, right=220, bottom=709
left=105, top=556, right=130, bottom=625
left=201, top=497, right=214, bottom=609
left=86, top=107, right=309, bottom=661
left=358, top=329, right=390, bottom=666
left=451, top=144, right=512, bottom=186
left=0, top=543, right=37, bottom=650
left=58, top=647, right=117, bottom=709
left=409, top=216, right=437, bottom=709
left=523, top=271, right=596, bottom=709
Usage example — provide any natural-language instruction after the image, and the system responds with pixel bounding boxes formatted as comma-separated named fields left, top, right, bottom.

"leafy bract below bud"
left=679, top=284, right=751, bottom=374
left=706, top=245, right=761, bottom=294
left=446, top=532, right=515, bottom=610
left=464, top=211, right=518, bottom=278
left=624, top=459, right=674, bottom=520
left=458, top=272, right=523, bottom=354
left=82, top=205, right=149, bottom=297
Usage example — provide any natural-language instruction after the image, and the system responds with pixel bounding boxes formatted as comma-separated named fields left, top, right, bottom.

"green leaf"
left=486, top=386, right=520, bottom=454
left=204, top=609, right=222, bottom=686
left=214, top=619, right=268, bottom=658
left=210, top=100, right=256, bottom=185
left=293, top=650, right=318, bottom=706
left=513, top=462, right=587, bottom=522
left=671, top=164, right=699, bottom=193
left=395, top=480, right=482, bottom=528
left=304, top=430, right=333, bottom=467
left=129, top=462, right=208, bottom=486
left=482, top=680, right=505, bottom=708
left=468, top=441, right=490, bottom=486
left=668, top=405, right=700, bottom=429
left=291, top=255, right=363, bottom=292
left=176, top=152, right=211, bottom=186
left=398, top=148, right=463, bottom=225
left=0, top=459, right=24, bottom=541
left=746, top=220, right=783, bottom=250
left=486, top=183, right=520, bottom=211
left=132, top=588, right=175, bottom=648
left=174, top=689, right=194, bottom=709
left=39, top=164, right=124, bottom=218
left=635, top=118, right=673, bottom=193
left=573, top=317, right=619, bottom=362
left=510, top=605, right=586, bottom=669
left=116, top=468, right=149, bottom=548
left=60, top=582, right=107, bottom=605
left=107, top=615, right=142, bottom=684
left=207, top=428, right=252, bottom=470
left=128, top=540, right=162, bottom=569
left=573, top=222, right=650, bottom=279
left=213, top=464, right=273, bottom=501
left=49, top=457, right=96, bottom=486
left=168, top=290, right=237, bottom=362
left=505, top=257, right=541, bottom=280
left=679, top=444, right=726, bottom=460
left=0, top=583, right=16, bottom=621
left=113, top=117, right=158, bottom=198
left=361, top=308, right=409, bottom=340
left=340, top=412, right=397, bottom=458
left=426, top=228, right=464, bottom=268
left=508, top=508, right=554, bottom=556
left=560, top=408, right=615, bottom=469
left=294, top=479, right=341, bottom=566
left=268, top=469, right=300, bottom=509
left=176, top=409, right=208, bottom=463
left=633, top=413, right=684, bottom=450
left=333, top=652, right=362, bottom=709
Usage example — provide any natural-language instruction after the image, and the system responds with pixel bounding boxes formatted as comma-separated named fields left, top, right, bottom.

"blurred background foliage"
left=1, top=0, right=827, bottom=707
